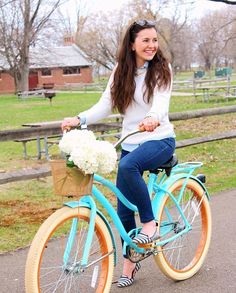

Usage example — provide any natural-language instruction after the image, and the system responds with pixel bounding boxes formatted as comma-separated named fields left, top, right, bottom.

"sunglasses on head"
left=133, top=19, right=156, bottom=27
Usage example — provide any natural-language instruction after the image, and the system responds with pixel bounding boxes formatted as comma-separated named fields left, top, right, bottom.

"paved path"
left=0, top=189, right=235, bottom=293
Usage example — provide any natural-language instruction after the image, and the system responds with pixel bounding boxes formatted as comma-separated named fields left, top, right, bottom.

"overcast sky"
left=61, top=0, right=230, bottom=24
left=88, top=0, right=227, bottom=13
left=61, top=0, right=232, bottom=27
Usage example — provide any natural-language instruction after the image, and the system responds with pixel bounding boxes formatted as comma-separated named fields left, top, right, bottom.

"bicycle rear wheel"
left=25, top=206, right=114, bottom=293
left=154, top=178, right=211, bottom=280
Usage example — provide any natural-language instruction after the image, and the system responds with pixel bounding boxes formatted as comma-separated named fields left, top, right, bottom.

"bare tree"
left=193, top=8, right=236, bottom=70
left=73, top=0, right=235, bottom=74
left=56, top=0, right=90, bottom=41
left=0, top=0, right=65, bottom=93
left=75, top=0, right=190, bottom=71
left=209, top=0, right=236, bottom=4
left=0, top=0, right=15, bottom=8
left=77, top=10, right=128, bottom=70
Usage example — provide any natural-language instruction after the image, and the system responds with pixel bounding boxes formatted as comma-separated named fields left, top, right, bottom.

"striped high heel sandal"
left=132, top=228, right=159, bottom=244
left=117, top=262, right=141, bottom=288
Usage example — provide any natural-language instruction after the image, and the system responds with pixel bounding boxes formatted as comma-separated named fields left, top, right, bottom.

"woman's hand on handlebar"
left=139, top=116, right=160, bottom=132
left=61, top=116, right=80, bottom=131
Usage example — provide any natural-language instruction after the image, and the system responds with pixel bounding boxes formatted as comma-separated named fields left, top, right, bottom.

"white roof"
left=30, top=44, right=91, bottom=68
left=0, top=44, right=91, bottom=70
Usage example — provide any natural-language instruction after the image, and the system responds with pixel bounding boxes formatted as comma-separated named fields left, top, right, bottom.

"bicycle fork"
left=63, top=196, right=97, bottom=272
left=63, top=195, right=116, bottom=273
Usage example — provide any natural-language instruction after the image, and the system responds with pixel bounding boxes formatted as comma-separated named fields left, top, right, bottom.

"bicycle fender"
left=152, top=173, right=210, bottom=218
left=64, top=200, right=117, bottom=266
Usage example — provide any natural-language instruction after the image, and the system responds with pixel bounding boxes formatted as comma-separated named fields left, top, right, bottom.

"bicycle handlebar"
left=113, top=127, right=145, bottom=149
left=62, top=125, right=145, bottom=150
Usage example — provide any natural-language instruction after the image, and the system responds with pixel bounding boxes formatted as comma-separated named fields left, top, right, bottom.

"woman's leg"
left=116, top=150, right=139, bottom=279
left=118, top=138, right=175, bottom=226
left=116, top=138, right=175, bottom=278
left=117, top=149, right=136, bottom=237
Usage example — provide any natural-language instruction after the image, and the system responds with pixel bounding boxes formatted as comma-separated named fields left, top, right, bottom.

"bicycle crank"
left=127, top=242, right=185, bottom=262
left=127, top=246, right=154, bottom=263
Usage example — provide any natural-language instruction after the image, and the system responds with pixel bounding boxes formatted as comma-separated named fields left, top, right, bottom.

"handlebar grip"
left=138, top=125, right=146, bottom=132
left=62, top=126, right=71, bottom=133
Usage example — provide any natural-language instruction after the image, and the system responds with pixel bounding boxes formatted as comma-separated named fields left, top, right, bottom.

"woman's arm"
left=61, top=67, right=116, bottom=130
left=139, top=65, right=172, bottom=132
left=78, top=69, right=116, bottom=125
left=145, top=64, right=173, bottom=123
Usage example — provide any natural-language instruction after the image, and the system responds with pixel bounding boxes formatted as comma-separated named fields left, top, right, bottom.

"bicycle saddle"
left=149, top=154, right=178, bottom=176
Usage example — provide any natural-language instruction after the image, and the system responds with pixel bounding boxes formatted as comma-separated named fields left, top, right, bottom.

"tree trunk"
left=13, top=64, right=29, bottom=93
left=13, top=70, right=22, bottom=93
left=205, top=58, right=211, bottom=71
left=19, top=61, right=29, bottom=92
left=20, top=0, right=30, bottom=92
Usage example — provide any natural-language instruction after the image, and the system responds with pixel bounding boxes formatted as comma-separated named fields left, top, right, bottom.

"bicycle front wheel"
left=25, top=206, right=114, bottom=293
left=154, top=178, right=212, bottom=280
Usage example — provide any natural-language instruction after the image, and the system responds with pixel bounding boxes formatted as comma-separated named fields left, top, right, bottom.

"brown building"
left=0, top=44, right=93, bottom=94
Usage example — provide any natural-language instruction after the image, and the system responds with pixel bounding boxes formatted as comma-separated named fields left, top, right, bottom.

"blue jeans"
left=116, top=137, right=175, bottom=237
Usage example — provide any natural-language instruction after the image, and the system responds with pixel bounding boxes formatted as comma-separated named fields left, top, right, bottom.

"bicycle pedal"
left=136, top=236, right=161, bottom=249
left=136, top=242, right=155, bottom=249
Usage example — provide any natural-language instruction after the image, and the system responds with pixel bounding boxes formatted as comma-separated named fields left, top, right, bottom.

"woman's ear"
left=131, top=42, right=135, bottom=51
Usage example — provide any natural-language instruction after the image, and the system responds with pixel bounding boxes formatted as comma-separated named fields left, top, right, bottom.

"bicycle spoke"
left=25, top=208, right=114, bottom=292
left=190, top=196, right=204, bottom=224
left=156, top=179, right=211, bottom=277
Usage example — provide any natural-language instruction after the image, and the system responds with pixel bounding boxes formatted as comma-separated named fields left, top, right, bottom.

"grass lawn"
left=0, top=90, right=236, bottom=253
left=0, top=92, right=100, bottom=130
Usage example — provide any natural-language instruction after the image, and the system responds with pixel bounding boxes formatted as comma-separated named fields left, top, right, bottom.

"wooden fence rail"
left=172, top=77, right=230, bottom=91
left=1, top=105, right=236, bottom=142
left=0, top=122, right=121, bottom=142
left=169, top=105, right=236, bottom=121
left=0, top=105, right=236, bottom=185
left=1, top=130, right=236, bottom=185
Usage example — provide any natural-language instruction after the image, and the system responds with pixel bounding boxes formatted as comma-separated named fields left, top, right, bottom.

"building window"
left=63, top=67, right=81, bottom=75
left=41, top=68, right=52, bottom=76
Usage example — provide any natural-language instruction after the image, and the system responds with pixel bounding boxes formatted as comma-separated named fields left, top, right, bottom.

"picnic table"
left=197, top=85, right=236, bottom=102
left=19, top=120, right=63, bottom=160
left=17, top=83, right=56, bottom=105
left=17, top=114, right=123, bottom=160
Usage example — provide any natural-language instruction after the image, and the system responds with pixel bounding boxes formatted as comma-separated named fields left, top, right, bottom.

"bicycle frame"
left=62, top=162, right=210, bottom=269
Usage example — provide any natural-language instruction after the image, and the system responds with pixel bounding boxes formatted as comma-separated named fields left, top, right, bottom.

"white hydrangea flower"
left=70, top=144, right=99, bottom=175
left=59, top=129, right=96, bottom=154
left=95, top=141, right=117, bottom=174
left=59, top=129, right=117, bottom=174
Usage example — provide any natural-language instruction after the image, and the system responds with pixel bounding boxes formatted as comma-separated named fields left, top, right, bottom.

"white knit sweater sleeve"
left=78, top=70, right=115, bottom=125
left=146, top=84, right=172, bottom=122
left=146, top=65, right=173, bottom=123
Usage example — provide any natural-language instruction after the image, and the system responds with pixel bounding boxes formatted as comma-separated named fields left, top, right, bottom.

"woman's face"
left=131, top=27, right=158, bottom=68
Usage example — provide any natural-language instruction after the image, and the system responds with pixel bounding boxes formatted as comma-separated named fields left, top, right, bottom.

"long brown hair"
left=111, top=20, right=171, bottom=114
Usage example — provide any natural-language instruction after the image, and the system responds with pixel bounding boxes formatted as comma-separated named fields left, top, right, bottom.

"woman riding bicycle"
left=61, top=19, right=175, bottom=288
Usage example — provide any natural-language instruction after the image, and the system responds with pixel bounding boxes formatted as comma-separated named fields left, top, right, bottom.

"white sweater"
left=79, top=65, right=175, bottom=146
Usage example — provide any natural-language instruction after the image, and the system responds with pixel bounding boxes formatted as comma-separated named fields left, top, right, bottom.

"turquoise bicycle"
left=25, top=130, right=212, bottom=292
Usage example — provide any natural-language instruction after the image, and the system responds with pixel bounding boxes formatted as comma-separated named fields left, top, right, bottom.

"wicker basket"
left=50, top=160, right=93, bottom=196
